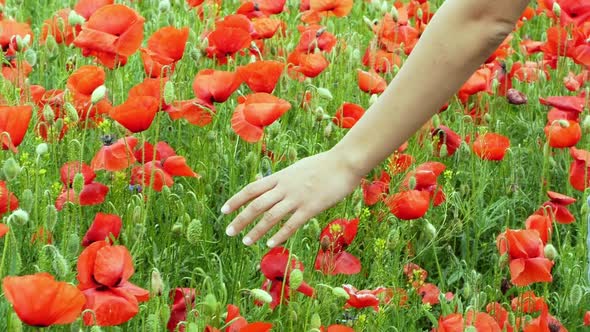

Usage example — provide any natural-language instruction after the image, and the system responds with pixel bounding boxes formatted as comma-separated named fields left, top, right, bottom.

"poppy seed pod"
left=332, top=286, right=350, bottom=300
left=289, top=268, right=303, bottom=290
left=250, top=288, right=273, bottom=304
left=64, top=102, right=79, bottom=122
left=2, top=158, right=21, bottom=181
left=317, top=87, right=333, bottom=100
left=52, top=251, right=70, bottom=279
left=582, top=115, right=590, bottom=132
left=91, top=85, right=107, bottom=104
left=36, top=143, right=48, bottom=156
left=45, top=204, right=58, bottom=230
left=544, top=244, right=558, bottom=260
left=158, top=0, right=171, bottom=12
left=311, top=313, right=321, bottom=329
left=68, top=10, right=85, bottom=26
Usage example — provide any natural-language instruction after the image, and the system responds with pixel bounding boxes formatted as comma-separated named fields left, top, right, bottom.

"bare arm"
left=223, top=0, right=530, bottom=247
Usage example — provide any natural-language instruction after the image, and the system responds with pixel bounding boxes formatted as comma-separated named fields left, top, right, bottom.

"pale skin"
left=223, top=0, right=531, bottom=247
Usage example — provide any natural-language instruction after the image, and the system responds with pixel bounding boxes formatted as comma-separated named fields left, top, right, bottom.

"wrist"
left=328, top=142, right=372, bottom=179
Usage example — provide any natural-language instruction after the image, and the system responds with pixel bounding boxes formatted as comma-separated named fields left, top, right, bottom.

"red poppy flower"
left=296, top=25, right=337, bottom=53
left=128, top=77, right=169, bottom=111
left=563, top=70, right=589, bottom=91
left=385, top=190, right=430, bottom=220
left=41, top=9, right=80, bottom=45
left=457, top=67, right=492, bottom=104
left=222, top=304, right=273, bottom=332
left=66, top=65, right=112, bottom=122
left=342, top=284, right=390, bottom=311
left=547, top=107, right=580, bottom=123
left=357, top=70, right=387, bottom=94
left=373, top=14, right=419, bottom=54
left=308, top=0, right=353, bottom=18
left=110, top=96, right=159, bottom=133
left=0, top=223, right=8, bottom=238
left=511, top=290, right=546, bottom=314
left=509, top=61, right=549, bottom=83
left=544, top=120, right=581, bottom=148
left=77, top=241, right=149, bottom=326
left=315, top=218, right=361, bottom=275
left=2, top=272, right=86, bottom=327
left=287, top=50, right=330, bottom=79
left=133, top=141, right=175, bottom=163
left=193, top=69, right=242, bottom=104
left=252, top=17, right=285, bottom=39
left=525, top=214, right=552, bottom=244
left=237, top=60, right=285, bottom=93
left=569, top=146, right=590, bottom=191
left=60, top=161, right=96, bottom=186
left=258, top=247, right=314, bottom=309
left=485, top=302, right=511, bottom=331
left=0, top=181, right=19, bottom=216
left=167, top=98, right=215, bottom=127
left=75, top=0, right=114, bottom=19
left=140, top=26, right=189, bottom=77
left=465, top=311, right=501, bottom=331
left=131, top=162, right=174, bottom=192
left=73, top=4, right=145, bottom=68
left=361, top=171, right=390, bottom=206
left=319, top=326, right=355, bottom=332
left=584, top=311, right=590, bottom=326
left=55, top=181, right=109, bottom=211
left=509, top=257, right=553, bottom=286
left=389, top=152, right=414, bottom=174
left=333, top=103, right=365, bottom=128
left=91, top=136, right=138, bottom=171
left=432, top=125, right=462, bottom=156
left=362, top=47, right=402, bottom=74
left=82, top=213, right=122, bottom=246
left=539, top=95, right=586, bottom=113
left=0, top=19, right=33, bottom=54
left=472, top=133, right=510, bottom=161
left=434, top=313, right=464, bottom=332
left=418, top=283, right=452, bottom=305
left=204, top=15, right=252, bottom=63
left=167, top=288, right=196, bottom=332
left=497, top=229, right=553, bottom=286
left=533, top=191, right=576, bottom=224
left=131, top=145, right=199, bottom=192
left=0, top=105, right=33, bottom=152
left=231, top=93, right=291, bottom=143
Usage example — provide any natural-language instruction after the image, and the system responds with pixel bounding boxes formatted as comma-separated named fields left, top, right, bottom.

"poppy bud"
left=36, top=143, right=48, bottom=156
left=186, top=219, right=202, bottom=245
left=323, top=123, right=333, bottom=138
left=90, top=326, right=103, bottom=332
left=558, top=119, right=570, bottom=128
left=250, top=288, right=273, bottom=304
left=158, top=0, right=171, bottom=12
left=483, top=113, right=492, bottom=123
left=548, top=156, right=557, bottom=168
left=408, top=176, right=417, bottom=190
left=287, top=147, right=298, bottom=162
left=463, top=283, right=472, bottom=298
left=164, top=80, right=175, bottom=105
left=380, top=2, right=389, bottom=14
left=64, top=102, right=79, bottom=122
left=24, top=48, right=36, bottom=67
left=350, top=48, right=361, bottom=62
left=46, top=204, right=58, bottom=230
left=423, top=221, right=436, bottom=239
left=207, top=130, right=217, bottom=141
left=42, top=105, right=55, bottom=125
left=44, top=34, right=58, bottom=54
left=132, top=205, right=143, bottom=224
left=369, top=93, right=379, bottom=106
left=14, top=34, right=30, bottom=51
left=552, top=2, right=561, bottom=18
left=416, top=8, right=423, bottom=20
left=582, top=115, right=590, bottom=133
left=91, top=85, right=107, bottom=104
left=332, top=286, right=350, bottom=300
left=171, top=222, right=183, bottom=236
left=363, top=16, right=374, bottom=29
left=439, top=143, right=448, bottom=158
left=317, top=87, right=333, bottom=100
left=390, top=6, right=399, bottom=21
left=289, top=268, right=303, bottom=290
left=508, top=312, right=516, bottom=327
left=544, top=243, right=558, bottom=260
left=151, top=269, right=165, bottom=296
left=8, top=209, right=28, bottom=226
left=52, top=251, right=69, bottom=279
left=8, top=311, right=23, bottom=332
left=371, top=0, right=382, bottom=10
left=568, top=284, right=583, bottom=308
left=310, top=313, right=321, bottom=329
left=72, top=173, right=85, bottom=194
left=464, top=327, right=477, bottom=332
left=20, top=189, right=33, bottom=212
left=306, top=218, right=321, bottom=239
left=498, top=252, right=509, bottom=268
left=54, top=118, right=65, bottom=134
left=68, top=10, right=85, bottom=26
left=2, top=158, right=21, bottom=181
left=145, top=313, right=160, bottom=332
left=67, top=233, right=79, bottom=257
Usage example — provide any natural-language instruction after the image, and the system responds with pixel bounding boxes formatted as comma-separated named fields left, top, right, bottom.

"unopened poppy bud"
left=558, top=119, right=570, bottom=128
left=8, top=209, right=29, bottom=226
left=423, top=221, right=436, bottom=239
left=72, top=173, right=85, bottom=194
left=287, top=147, right=298, bottom=161
left=64, top=102, right=79, bottom=122
left=483, top=113, right=492, bottom=123
left=463, top=283, right=472, bottom=298
left=369, top=93, right=379, bottom=106
left=250, top=288, right=273, bottom=304
left=91, top=85, right=107, bottom=104
left=186, top=219, right=202, bottom=244
left=20, top=189, right=33, bottom=212
left=416, top=8, right=423, bottom=20
left=45, top=34, right=58, bottom=54
left=306, top=218, right=321, bottom=238
left=332, top=287, right=350, bottom=300
left=42, top=105, right=55, bottom=125
left=171, top=222, right=183, bottom=236
left=508, top=312, right=516, bottom=327
left=310, top=313, right=321, bottom=329
left=350, top=48, right=361, bottom=62
left=151, top=269, right=164, bottom=296
left=36, top=143, right=48, bottom=156
left=390, top=5, right=399, bottom=21
left=569, top=284, right=583, bottom=307
left=317, top=87, right=333, bottom=100
left=52, top=251, right=69, bottom=279
left=164, top=80, right=175, bottom=105
left=24, top=48, right=36, bottom=66
left=145, top=313, right=160, bottom=332
left=132, top=205, right=143, bottom=224
left=2, top=157, right=21, bottom=181
left=158, top=0, right=171, bottom=12
left=582, top=115, right=590, bottom=132
left=464, top=327, right=477, bottom=332
left=8, top=312, right=23, bottom=332
left=380, top=2, right=389, bottom=14
left=552, top=2, right=561, bottom=18
left=363, top=16, right=374, bottom=28
left=408, top=176, right=417, bottom=190
left=431, top=114, right=440, bottom=128
left=323, top=123, right=333, bottom=138
left=90, top=326, right=103, bottom=332
left=498, top=252, right=509, bottom=267
left=289, top=268, right=303, bottom=290
left=544, top=244, right=558, bottom=260
left=68, top=10, right=86, bottom=26
left=548, top=156, right=557, bottom=168
left=14, top=34, right=30, bottom=51
left=46, top=204, right=58, bottom=230
left=320, top=235, right=331, bottom=251
left=207, top=130, right=217, bottom=141
left=439, top=143, right=448, bottom=158
left=371, top=0, right=382, bottom=10
left=67, top=233, right=80, bottom=257
left=506, top=88, right=528, bottom=105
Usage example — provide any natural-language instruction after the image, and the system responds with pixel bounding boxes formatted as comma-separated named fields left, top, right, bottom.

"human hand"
left=222, top=149, right=363, bottom=247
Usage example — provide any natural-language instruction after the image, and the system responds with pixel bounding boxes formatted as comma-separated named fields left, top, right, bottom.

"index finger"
left=221, top=176, right=277, bottom=215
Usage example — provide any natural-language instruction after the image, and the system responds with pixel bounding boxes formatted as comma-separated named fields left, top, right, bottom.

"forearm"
left=332, top=0, right=529, bottom=176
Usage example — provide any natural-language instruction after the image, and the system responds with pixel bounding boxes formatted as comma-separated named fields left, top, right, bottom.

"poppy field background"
left=0, top=0, right=590, bottom=331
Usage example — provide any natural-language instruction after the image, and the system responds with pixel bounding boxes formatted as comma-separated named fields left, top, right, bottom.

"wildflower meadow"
left=0, top=0, right=590, bottom=331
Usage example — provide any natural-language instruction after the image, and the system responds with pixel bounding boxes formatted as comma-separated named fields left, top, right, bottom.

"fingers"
left=221, top=176, right=277, bottom=215
left=244, top=201, right=296, bottom=245
left=225, top=189, right=284, bottom=239
left=266, top=209, right=311, bottom=248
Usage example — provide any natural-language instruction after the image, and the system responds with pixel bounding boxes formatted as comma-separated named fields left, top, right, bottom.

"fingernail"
left=221, top=204, right=231, bottom=214
left=225, top=226, right=236, bottom=236
left=242, top=236, right=253, bottom=246
left=266, top=239, right=275, bottom=248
